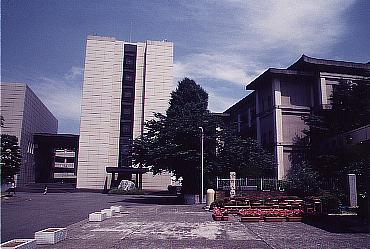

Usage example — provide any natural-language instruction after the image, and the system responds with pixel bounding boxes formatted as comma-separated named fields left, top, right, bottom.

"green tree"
left=1, top=116, right=22, bottom=182
left=131, top=78, right=215, bottom=193
left=214, top=128, right=275, bottom=178
left=285, top=161, right=321, bottom=197
left=304, top=79, right=370, bottom=139
left=132, top=78, right=277, bottom=193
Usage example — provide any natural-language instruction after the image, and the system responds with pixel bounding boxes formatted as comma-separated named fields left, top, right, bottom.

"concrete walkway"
left=41, top=206, right=369, bottom=249
left=2, top=192, right=369, bottom=249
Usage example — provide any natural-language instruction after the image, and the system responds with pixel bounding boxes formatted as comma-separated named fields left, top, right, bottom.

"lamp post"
left=199, top=126, right=204, bottom=204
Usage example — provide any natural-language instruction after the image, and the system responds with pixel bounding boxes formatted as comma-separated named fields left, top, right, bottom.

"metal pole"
left=199, top=127, right=204, bottom=204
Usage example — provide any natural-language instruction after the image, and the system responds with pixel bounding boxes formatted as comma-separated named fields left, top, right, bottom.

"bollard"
left=206, top=189, right=215, bottom=208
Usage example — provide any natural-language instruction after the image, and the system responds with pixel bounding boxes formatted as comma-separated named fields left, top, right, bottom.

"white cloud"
left=174, top=0, right=356, bottom=111
left=207, top=89, right=239, bottom=113
left=30, top=67, right=83, bottom=123
left=174, top=53, right=263, bottom=86
left=64, top=66, right=84, bottom=80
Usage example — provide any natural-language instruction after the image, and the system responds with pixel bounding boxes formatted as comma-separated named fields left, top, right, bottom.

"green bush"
left=318, top=191, right=341, bottom=214
left=286, top=162, right=321, bottom=197
left=210, top=200, right=224, bottom=210
left=108, top=188, right=145, bottom=195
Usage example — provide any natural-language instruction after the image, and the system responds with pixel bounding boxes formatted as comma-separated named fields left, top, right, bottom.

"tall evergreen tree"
left=131, top=78, right=276, bottom=193
left=132, top=78, right=215, bottom=193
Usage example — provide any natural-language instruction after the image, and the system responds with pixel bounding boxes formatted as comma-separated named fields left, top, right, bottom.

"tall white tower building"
left=77, top=35, right=173, bottom=190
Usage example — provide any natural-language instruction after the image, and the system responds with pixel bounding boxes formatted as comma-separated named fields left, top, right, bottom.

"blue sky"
left=2, top=0, right=369, bottom=134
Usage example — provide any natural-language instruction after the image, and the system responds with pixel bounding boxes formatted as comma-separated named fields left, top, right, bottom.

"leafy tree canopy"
left=131, top=78, right=274, bottom=193
left=304, top=79, right=370, bottom=138
left=1, top=116, right=22, bottom=182
left=213, top=128, right=275, bottom=178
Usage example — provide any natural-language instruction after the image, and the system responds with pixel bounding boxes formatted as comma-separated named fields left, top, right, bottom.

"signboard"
left=230, top=171, right=236, bottom=197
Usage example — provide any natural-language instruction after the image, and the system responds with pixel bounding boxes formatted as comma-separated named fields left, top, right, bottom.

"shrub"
left=210, top=200, right=224, bottom=210
left=286, top=162, right=321, bottom=197
left=318, top=191, right=341, bottom=214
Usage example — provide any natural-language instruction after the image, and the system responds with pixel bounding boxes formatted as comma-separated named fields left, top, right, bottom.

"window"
left=124, top=56, right=135, bottom=65
left=124, top=73, right=134, bottom=82
left=124, top=56, right=136, bottom=69
left=121, top=125, right=131, bottom=134
left=123, top=91, right=132, bottom=98
left=123, top=108, right=131, bottom=115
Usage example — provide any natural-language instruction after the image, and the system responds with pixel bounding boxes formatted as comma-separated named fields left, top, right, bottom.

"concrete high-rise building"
left=0, top=83, right=58, bottom=186
left=77, top=35, right=173, bottom=190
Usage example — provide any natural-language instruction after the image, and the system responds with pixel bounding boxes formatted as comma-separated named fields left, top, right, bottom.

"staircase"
left=20, top=183, right=77, bottom=193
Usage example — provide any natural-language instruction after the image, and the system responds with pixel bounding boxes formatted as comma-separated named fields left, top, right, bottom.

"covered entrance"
left=106, top=167, right=148, bottom=189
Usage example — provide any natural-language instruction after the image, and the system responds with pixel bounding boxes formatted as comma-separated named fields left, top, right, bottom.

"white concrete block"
left=89, top=212, right=106, bottom=222
left=101, top=208, right=115, bottom=218
left=110, top=205, right=123, bottom=213
left=1, top=239, right=37, bottom=249
left=34, top=228, right=67, bottom=244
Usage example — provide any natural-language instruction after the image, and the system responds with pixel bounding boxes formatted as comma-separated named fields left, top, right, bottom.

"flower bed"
left=238, top=208, right=304, bottom=222
left=212, top=208, right=229, bottom=221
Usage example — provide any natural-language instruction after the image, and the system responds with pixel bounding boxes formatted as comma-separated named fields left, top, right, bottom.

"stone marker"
left=230, top=172, right=236, bottom=198
left=348, top=174, right=358, bottom=208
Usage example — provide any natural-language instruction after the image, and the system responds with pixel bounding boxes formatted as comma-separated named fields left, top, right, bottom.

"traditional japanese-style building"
left=225, top=55, right=370, bottom=179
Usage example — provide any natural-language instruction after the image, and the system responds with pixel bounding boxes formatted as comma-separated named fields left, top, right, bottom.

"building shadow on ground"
left=110, top=191, right=184, bottom=205
left=304, top=215, right=370, bottom=234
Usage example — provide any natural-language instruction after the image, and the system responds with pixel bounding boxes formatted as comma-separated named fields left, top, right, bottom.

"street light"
left=199, top=126, right=204, bottom=204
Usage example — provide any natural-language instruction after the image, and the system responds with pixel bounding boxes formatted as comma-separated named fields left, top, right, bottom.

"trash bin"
left=206, top=189, right=215, bottom=208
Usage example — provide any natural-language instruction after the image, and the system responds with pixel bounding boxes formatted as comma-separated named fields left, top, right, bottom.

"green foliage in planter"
left=108, top=188, right=145, bottom=195
left=318, top=191, right=341, bottom=214
left=210, top=200, right=224, bottom=210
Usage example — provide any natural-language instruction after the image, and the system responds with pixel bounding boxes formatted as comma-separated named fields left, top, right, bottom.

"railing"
left=216, top=177, right=283, bottom=191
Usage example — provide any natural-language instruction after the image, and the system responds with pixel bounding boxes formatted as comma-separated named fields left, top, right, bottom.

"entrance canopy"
left=106, top=167, right=148, bottom=189
left=106, top=167, right=148, bottom=174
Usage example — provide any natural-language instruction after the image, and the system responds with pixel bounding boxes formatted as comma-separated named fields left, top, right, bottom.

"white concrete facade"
left=77, top=36, right=173, bottom=190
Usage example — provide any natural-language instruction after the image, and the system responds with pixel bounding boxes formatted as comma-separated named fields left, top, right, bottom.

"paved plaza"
left=2, top=192, right=369, bottom=248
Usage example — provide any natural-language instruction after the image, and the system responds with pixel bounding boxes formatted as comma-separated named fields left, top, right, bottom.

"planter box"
left=287, top=216, right=303, bottom=222
left=221, top=216, right=229, bottom=221
left=101, top=208, right=115, bottom=218
left=1, top=239, right=36, bottom=249
left=264, top=216, right=286, bottom=222
left=212, top=215, right=228, bottom=221
left=212, top=215, right=222, bottom=221
left=35, top=228, right=67, bottom=244
left=240, top=216, right=261, bottom=222
left=89, top=212, right=106, bottom=222
left=110, top=205, right=123, bottom=213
